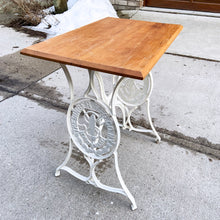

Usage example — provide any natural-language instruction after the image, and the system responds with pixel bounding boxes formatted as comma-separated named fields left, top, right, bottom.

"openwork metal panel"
left=55, top=64, right=161, bottom=210
left=70, top=98, right=119, bottom=160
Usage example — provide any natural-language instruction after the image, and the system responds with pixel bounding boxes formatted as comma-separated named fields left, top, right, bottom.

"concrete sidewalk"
left=122, top=7, right=220, bottom=61
left=0, top=8, right=219, bottom=219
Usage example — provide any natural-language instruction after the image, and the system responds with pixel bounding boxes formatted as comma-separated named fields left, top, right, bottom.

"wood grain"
left=21, top=17, right=182, bottom=80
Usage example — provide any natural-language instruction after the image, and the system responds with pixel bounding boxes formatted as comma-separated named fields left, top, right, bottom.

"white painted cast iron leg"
left=60, top=64, right=74, bottom=102
left=55, top=138, right=73, bottom=176
left=113, top=72, right=161, bottom=143
left=55, top=64, right=74, bottom=176
left=114, top=152, right=137, bottom=210
left=83, top=69, right=93, bottom=98
left=111, top=77, right=137, bottom=210
left=94, top=72, right=111, bottom=105
left=85, top=70, right=111, bottom=105
left=115, top=101, right=128, bottom=129
left=147, top=73, right=161, bottom=143
left=146, top=98, right=161, bottom=143
left=85, top=156, right=129, bottom=195
left=55, top=65, right=137, bottom=210
left=84, top=69, right=100, bottom=100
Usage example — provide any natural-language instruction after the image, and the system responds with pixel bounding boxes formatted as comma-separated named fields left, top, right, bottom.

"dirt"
left=6, top=18, right=47, bottom=38
left=24, top=83, right=64, bottom=102
left=130, top=116, right=220, bottom=149
left=0, top=13, right=17, bottom=25
left=18, top=84, right=220, bottom=160
left=0, top=51, right=59, bottom=101
left=0, top=12, right=219, bottom=160
left=70, top=146, right=113, bottom=177
left=0, top=13, right=47, bottom=38
left=121, top=116, right=220, bottom=160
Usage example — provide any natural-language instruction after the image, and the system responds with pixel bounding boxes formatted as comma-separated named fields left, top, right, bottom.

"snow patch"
left=30, top=0, right=118, bottom=38
left=67, top=0, right=78, bottom=9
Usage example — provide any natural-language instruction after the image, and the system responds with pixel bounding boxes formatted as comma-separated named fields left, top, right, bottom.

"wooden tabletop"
left=21, top=17, right=182, bottom=80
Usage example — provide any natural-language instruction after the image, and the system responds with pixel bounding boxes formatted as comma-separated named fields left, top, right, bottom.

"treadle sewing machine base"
left=21, top=17, right=182, bottom=210
left=55, top=64, right=161, bottom=210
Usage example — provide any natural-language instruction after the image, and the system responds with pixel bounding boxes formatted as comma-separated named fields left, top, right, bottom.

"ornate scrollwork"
left=70, top=98, right=119, bottom=160
left=56, top=65, right=138, bottom=210
left=117, top=75, right=151, bottom=106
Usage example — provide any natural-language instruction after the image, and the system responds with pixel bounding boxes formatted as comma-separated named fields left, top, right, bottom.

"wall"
left=110, top=0, right=143, bottom=10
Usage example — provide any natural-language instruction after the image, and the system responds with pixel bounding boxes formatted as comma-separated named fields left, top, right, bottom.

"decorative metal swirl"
left=117, top=75, right=151, bottom=106
left=70, top=98, right=119, bottom=159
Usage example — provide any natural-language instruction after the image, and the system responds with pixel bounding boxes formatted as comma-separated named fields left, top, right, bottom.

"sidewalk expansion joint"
left=0, top=85, right=16, bottom=94
left=165, top=52, right=220, bottom=63
left=0, top=67, right=61, bottom=103
left=19, top=91, right=220, bottom=160
left=0, top=85, right=17, bottom=102
left=160, top=132, right=220, bottom=160
left=19, top=91, right=68, bottom=112
left=129, top=117, right=220, bottom=160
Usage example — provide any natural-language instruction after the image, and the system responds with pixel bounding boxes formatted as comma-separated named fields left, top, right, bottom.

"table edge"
left=20, top=48, right=144, bottom=80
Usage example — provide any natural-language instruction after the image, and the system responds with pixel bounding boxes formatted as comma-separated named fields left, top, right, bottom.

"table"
left=21, top=17, right=182, bottom=210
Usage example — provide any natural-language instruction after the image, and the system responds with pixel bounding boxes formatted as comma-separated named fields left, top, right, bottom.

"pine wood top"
left=21, top=17, right=183, bottom=80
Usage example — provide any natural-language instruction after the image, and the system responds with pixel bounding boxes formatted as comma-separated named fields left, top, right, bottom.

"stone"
left=54, top=0, right=68, bottom=14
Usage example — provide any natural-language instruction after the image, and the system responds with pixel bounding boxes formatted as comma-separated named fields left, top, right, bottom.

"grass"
left=1, top=0, right=54, bottom=26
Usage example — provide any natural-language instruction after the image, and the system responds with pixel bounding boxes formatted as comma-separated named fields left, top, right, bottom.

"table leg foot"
left=131, top=203, right=137, bottom=211
left=113, top=73, right=161, bottom=143
left=56, top=152, right=137, bottom=210
left=146, top=98, right=161, bottom=143
left=155, top=138, right=161, bottom=144
left=55, top=170, right=61, bottom=177
left=57, top=68, right=138, bottom=210
left=114, top=151, right=137, bottom=210
left=55, top=138, right=73, bottom=177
